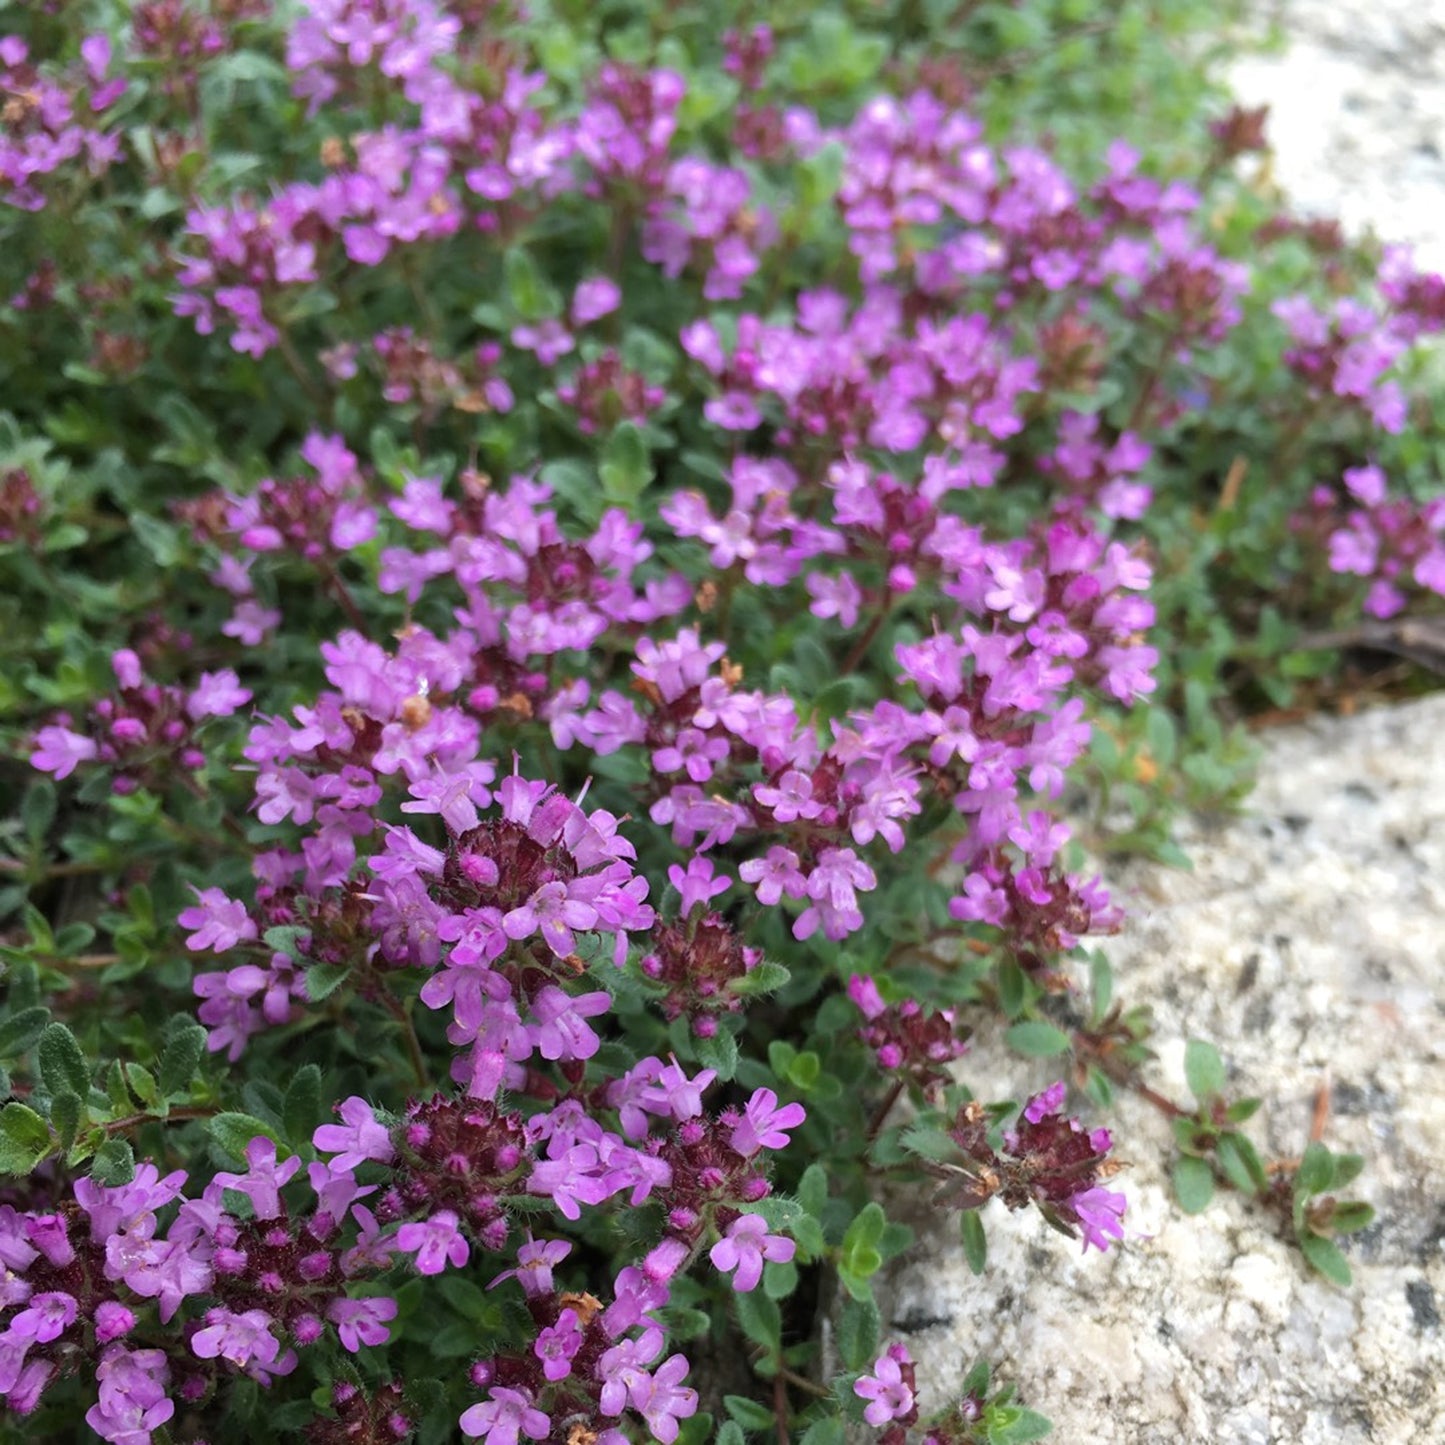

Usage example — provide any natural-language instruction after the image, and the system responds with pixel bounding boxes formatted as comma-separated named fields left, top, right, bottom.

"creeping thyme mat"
left=1, top=2, right=1443, bottom=1443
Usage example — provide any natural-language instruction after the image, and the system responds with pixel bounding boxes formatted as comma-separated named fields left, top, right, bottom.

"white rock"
left=1223, top=1, right=1445, bottom=270
left=874, top=695, right=1445, bottom=1441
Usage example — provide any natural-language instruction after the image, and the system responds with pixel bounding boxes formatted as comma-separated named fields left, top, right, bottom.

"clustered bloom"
left=946, top=1081, right=1128, bottom=1253
left=1299, top=461, right=1445, bottom=619
left=19, top=0, right=1431, bottom=1436
left=0, top=1142, right=403, bottom=1433
left=31, top=648, right=250, bottom=791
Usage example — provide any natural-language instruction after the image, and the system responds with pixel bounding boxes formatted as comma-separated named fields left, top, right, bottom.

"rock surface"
left=876, top=694, right=1445, bottom=1443
left=1224, top=0, right=1445, bottom=269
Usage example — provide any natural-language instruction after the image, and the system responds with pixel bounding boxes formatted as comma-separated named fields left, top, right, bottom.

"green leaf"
left=900, top=1123, right=960, bottom=1163
left=1330, top=1153, right=1365, bottom=1189
left=696, top=1028, right=739, bottom=1081
left=157, top=1021, right=207, bottom=1097
left=1172, top=1155, right=1215, bottom=1214
left=1004, top=1021, right=1071, bottom=1058
left=1224, top=1097, right=1262, bottom=1124
left=283, top=1064, right=322, bottom=1146
left=503, top=246, right=553, bottom=321
left=735, top=1289, right=781, bottom=1354
left=1183, top=1039, right=1226, bottom=1101
left=724, top=1396, right=776, bottom=1432
left=960, top=1208, right=988, bottom=1275
left=842, top=1202, right=886, bottom=1255
left=91, top=1137, right=136, bottom=1187
left=436, top=1274, right=493, bottom=1323
left=1088, top=950, right=1113, bottom=1024
left=835, top=1292, right=880, bottom=1370
left=1293, top=1142, right=1336, bottom=1199
left=717, top=1424, right=747, bottom=1445
left=730, top=960, right=791, bottom=996
left=124, top=1064, right=159, bottom=1109
left=1216, top=1132, right=1266, bottom=1196
left=798, top=1417, right=845, bottom=1445
left=0, top=1006, right=49, bottom=1059
left=1297, top=1230, right=1352, bottom=1286
left=599, top=422, right=653, bottom=507
left=22, top=780, right=56, bottom=842
left=989, top=1406, right=1053, bottom=1443
left=38, top=1022, right=90, bottom=1098
left=1328, top=1201, right=1375, bottom=1233
left=50, top=1091, right=82, bottom=1152
left=797, top=1163, right=828, bottom=1219
left=304, top=963, right=350, bottom=1003
left=0, top=1102, right=51, bottom=1173
left=208, top=1112, right=283, bottom=1164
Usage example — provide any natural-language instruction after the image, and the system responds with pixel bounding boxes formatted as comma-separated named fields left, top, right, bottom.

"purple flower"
left=186, top=669, right=252, bottom=720
left=854, top=1346, right=915, bottom=1427
left=572, top=276, right=622, bottom=325
left=211, top=1136, right=300, bottom=1221
left=312, top=1097, right=396, bottom=1172
left=488, top=1237, right=572, bottom=1297
left=327, top=1295, right=398, bottom=1352
left=630, top=1353, right=698, bottom=1444
left=31, top=725, right=98, bottom=779
left=395, top=1209, right=469, bottom=1275
left=533, top=1307, right=583, bottom=1381
left=1023, top=1081, right=1067, bottom=1125
left=503, top=880, right=599, bottom=956
left=728, top=1088, right=806, bottom=1157
left=459, top=1386, right=550, bottom=1445
left=1071, top=1186, right=1128, bottom=1253
left=709, top=1214, right=797, bottom=1292
left=93, top=1302, right=136, bottom=1344
left=598, top=1327, right=664, bottom=1415
left=177, top=887, right=257, bottom=954
left=667, top=857, right=731, bottom=915
left=85, top=1347, right=173, bottom=1444
left=739, top=846, right=807, bottom=906
left=10, top=1291, right=77, bottom=1343
left=528, top=987, right=611, bottom=1061
left=190, top=1308, right=284, bottom=1369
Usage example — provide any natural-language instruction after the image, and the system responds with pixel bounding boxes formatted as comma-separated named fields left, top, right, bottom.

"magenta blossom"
left=709, top=1214, right=797, bottom=1291
left=727, top=1088, right=806, bottom=1157
left=854, top=1345, right=916, bottom=1427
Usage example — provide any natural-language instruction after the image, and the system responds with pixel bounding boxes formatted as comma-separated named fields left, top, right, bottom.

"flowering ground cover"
left=0, top=1, right=1440, bottom=1441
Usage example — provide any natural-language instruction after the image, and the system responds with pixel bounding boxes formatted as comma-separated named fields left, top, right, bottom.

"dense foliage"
left=0, top=1, right=1437, bottom=1442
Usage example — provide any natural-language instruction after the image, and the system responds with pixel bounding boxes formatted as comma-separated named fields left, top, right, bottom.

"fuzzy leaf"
left=38, top=1022, right=90, bottom=1099
left=1172, top=1154, right=1215, bottom=1214
left=1183, top=1038, right=1226, bottom=1101
left=1297, top=1230, right=1352, bottom=1286
left=1294, top=1141, right=1336, bottom=1199
left=1004, top=1021, right=1071, bottom=1058
left=0, top=1006, right=49, bottom=1059
left=208, top=1112, right=282, bottom=1164
left=90, top=1137, right=136, bottom=1187
left=0, top=1103, right=51, bottom=1173
left=157, top=1021, right=207, bottom=1098
left=283, top=1064, right=322, bottom=1146
left=835, top=1292, right=880, bottom=1370
left=1216, top=1132, right=1266, bottom=1195
left=960, top=1208, right=988, bottom=1275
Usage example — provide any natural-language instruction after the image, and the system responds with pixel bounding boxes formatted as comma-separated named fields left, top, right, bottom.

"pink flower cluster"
left=948, top=1081, right=1127, bottom=1254
left=31, top=648, right=250, bottom=791
left=1302, top=462, right=1445, bottom=618
left=0, top=1139, right=401, bottom=1434
left=0, top=35, right=126, bottom=211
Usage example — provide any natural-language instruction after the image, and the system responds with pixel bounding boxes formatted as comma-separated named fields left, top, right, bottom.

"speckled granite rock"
left=1224, top=1, right=1445, bottom=269
left=873, top=695, right=1445, bottom=1444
